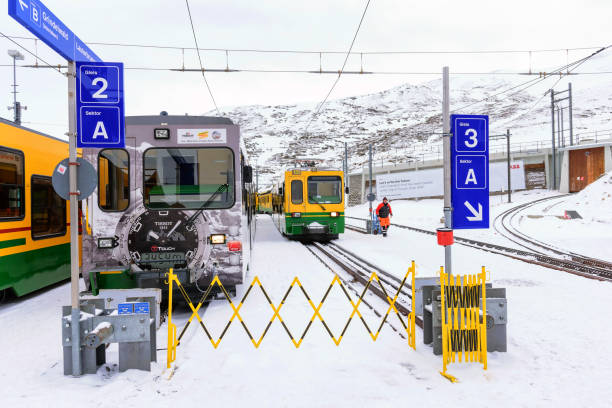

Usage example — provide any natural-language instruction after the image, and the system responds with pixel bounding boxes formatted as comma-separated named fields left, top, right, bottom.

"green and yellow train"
left=256, top=191, right=274, bottom=214
left=0, top=118, right=79, bottom=300
left=271, top=167, right=345, bottom=240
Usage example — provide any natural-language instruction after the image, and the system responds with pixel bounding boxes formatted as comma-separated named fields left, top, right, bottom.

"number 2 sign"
left=76, top=62, right=125, bottom=148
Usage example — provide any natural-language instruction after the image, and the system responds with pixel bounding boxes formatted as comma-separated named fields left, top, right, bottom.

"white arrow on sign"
left=464, top=201, right=483, bottom=221
left=19, top=0, right=28, bottom=10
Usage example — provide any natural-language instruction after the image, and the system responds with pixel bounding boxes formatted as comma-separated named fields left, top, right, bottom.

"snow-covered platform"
left=1, top=200, right=611, bottom=407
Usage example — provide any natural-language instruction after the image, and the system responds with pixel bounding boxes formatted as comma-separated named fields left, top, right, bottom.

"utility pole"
left=506, top=129, right=511, bottom=203
left=344, top=142, right=349, bottom=202
left=550, top=89, right=556, bottom=190
left=442, top=66, right=452, bottom=275
left=568, top=83, right=574, bottom=146
left=7, top=49, right=26, bottom=125
left=368, top=144, right=373, bottom=217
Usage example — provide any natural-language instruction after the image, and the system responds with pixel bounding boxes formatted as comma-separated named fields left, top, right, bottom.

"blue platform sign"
left=76, top=61, right=125, bottom=148
left=451, top=114, right=489, bottom=229
left=8, top=0, right=100, bottom=62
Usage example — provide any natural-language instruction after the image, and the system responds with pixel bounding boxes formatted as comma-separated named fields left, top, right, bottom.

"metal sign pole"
left=369, top=144, right=373, bottom=214
left=67, top=61, right=81, bottom=376
left=442, top=66, right=452, bottom=275
left=550, top=90, right=556, bottom=190
left=568, top=83, right=574, bottom=146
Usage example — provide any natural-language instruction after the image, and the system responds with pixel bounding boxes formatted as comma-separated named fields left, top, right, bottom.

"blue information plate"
left=8, top=0, right=100, bottom=62
left=117, top=303, right=134, bottom=315
left=76, top=62, right=125, bottom=148
left=134, top=302, right=150, bottom=315
left=451, top=115, right=489, bottom=229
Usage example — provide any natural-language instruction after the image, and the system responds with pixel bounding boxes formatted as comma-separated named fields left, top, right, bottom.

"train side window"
left=98, top=149, right=129, bottom=212
left=31, top=175, right=66, bottom=239
left=0, top=148, right=25, bottom=220
left=291, top=180, right=303, bottom=204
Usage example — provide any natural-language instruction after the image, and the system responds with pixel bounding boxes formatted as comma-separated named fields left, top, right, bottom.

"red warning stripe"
left=0, top=227, right=31, bottom=234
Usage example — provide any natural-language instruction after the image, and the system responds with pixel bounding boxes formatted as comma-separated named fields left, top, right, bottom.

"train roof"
left=0, top=116, right=68, bottom=144
left=126, top=114, right=233, bottom=126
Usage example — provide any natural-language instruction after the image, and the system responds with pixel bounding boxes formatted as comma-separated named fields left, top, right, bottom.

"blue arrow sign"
left=8, top=0, right=100, bottom=62
left=76, top=62, right=125, bottom=148
left=451, top=114, right=489, bottom=229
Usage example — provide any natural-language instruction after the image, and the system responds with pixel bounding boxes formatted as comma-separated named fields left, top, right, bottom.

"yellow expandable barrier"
left=165, top=262, right=416, bottom=371
left=439, top=266, right=488, bottom=383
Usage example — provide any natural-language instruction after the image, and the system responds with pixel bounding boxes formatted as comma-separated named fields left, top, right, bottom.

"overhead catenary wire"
left=184, top=0, right=221, bottom=116
left=2, top=34, right=604, bottom=56
left=0, top=31, right=64, bottom=76
left=303, top=0, right=372, bottom=135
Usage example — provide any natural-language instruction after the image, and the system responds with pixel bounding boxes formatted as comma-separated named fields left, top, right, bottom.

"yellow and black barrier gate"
left=439, top=266, right=487, bottom=382
left=165, top=263, right=416, bottom=370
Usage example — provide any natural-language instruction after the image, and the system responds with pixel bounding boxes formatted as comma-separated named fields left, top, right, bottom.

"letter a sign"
left=450, top=114, right=489, bottom=229
left=76, top=61, right=125, bottom=148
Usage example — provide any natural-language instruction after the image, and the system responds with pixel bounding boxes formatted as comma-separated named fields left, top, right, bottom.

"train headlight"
left=97, top=237, right=117, bottom=249
left=208, top=234, right=226, bottom=244
left=227, top=241, right=242, bottom=252
left=292, top=212, right=301, bottom=218
left=330, top=212, right=339, bottom=217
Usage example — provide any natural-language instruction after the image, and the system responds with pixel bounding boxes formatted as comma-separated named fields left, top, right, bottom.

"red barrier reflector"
left=227, top=241, right=242, bottom=252
left=436, top=228, right=453, bottom=246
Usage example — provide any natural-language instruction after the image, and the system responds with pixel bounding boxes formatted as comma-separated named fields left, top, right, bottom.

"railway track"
left=303, top=240, right=423, bottom=330
left=345, top=206, right=612, bottom=282
left=493, top=195, right=612, bottom=274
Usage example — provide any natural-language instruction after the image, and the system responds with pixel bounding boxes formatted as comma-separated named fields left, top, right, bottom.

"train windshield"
left=143, top=147, right=235, bottom=209
left=307, top=176, right=342, bottom=204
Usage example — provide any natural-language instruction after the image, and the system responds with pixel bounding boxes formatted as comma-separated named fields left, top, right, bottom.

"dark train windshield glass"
left=143, top=148, right=235, bottom=209
left=307, top=176, right=342, bottom=204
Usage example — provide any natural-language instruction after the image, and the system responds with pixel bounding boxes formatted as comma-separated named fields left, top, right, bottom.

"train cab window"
left=31, top=176, right=66, bottom=239
left=291, top=180, right=303, bottom=204
left=307, top=176, right=342, bottom=204
left=0, top=148, right=24, bottom=220
left=98, top=149, right=129, bottom=212
left=143, top=147, right=235, bottom=209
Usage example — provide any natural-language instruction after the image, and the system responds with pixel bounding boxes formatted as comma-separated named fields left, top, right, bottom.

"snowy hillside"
left=214, top=51, right=612, bottom=190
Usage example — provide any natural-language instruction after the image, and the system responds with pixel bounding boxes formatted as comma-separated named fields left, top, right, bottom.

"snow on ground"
left=345, top=188, right=562, bottom=249
left=515, top=172, right=612, bottom=261
left=1, top=208, right=612, bottom=407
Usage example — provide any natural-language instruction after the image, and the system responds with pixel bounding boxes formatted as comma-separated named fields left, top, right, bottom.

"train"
left=81, top=113, right=256, bottom=297
left=271, top=166, right=345, bottom=240
left=0, top=118, right=78, bottom=301
left=256, top=191, right=274, bottom=214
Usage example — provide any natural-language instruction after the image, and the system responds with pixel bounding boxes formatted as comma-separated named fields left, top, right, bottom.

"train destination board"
left=450, top=114, right=490, bottom=229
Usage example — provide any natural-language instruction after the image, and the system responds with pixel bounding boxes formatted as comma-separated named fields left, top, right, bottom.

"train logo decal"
left=198, top=131, right=209, bottom=139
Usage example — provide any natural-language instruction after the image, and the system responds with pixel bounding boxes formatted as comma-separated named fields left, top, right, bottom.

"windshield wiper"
left=184, top=183, right=229, bottom=227
left=311, top=200, right=326, bottom=211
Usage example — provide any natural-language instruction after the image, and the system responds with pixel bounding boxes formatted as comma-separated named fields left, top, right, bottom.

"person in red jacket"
left=375, top=197, right=393, bottom=236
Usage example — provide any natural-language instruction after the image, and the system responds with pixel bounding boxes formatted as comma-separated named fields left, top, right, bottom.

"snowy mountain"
left=215, top=52, right=612, bottom=190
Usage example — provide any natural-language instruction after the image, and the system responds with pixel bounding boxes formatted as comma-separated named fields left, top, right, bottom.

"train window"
left=31, top=176, right=66, bottom=239
left=307, top=176, right=342, bottom=204
left=143, top=147, right=235, bottom=210
left=98, top=149, right=129, bottom=212
left=291, top=180, right=303, bottom=204
left=0, top=148, right=24, bottom=220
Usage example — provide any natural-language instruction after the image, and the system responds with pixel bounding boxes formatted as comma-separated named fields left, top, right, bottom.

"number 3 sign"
left=76, top=62, right=125, bottom=148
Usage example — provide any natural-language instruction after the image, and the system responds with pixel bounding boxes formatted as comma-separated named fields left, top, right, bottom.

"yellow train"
left=271, top=167, right=345, bottom=240
left=256, top=191, right=274, bottom=214
left=0, top=118, right=78, bottom=300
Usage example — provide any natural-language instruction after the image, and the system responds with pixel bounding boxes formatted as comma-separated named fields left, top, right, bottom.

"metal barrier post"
left=166, top=268, right=177, bottom=369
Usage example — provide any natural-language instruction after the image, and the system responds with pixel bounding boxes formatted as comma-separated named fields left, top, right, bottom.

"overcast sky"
left=1, top=0, right=611, bottom=137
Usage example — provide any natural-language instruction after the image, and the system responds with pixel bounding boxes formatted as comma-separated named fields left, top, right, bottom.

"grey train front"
left=82, top=114, right=256, bottom=296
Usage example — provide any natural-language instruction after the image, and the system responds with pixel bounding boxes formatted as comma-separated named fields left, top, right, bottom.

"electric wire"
left=2, top=33, right=604, bottom=55
left=184, top=0, right=221, bottom=116
left=0, top=31, right=64, bottom=76
left=303, top=0, right=372, bottom=135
